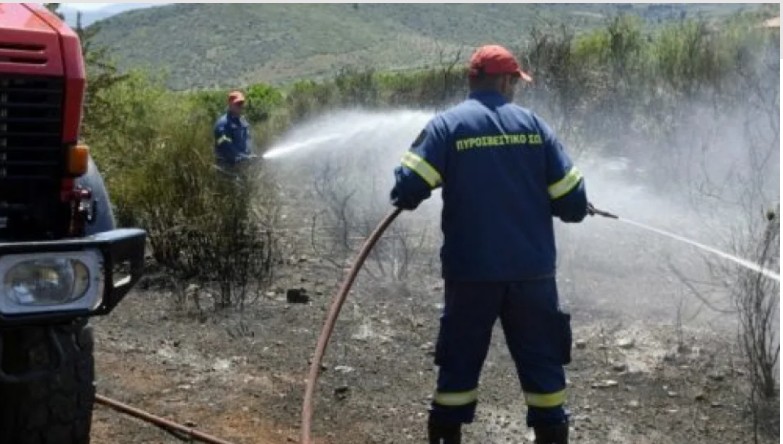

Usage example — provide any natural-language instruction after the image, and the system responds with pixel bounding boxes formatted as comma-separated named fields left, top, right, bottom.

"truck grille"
left=0, top=75, right=65, bottom=239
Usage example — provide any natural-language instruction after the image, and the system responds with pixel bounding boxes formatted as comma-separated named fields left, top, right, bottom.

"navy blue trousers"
left=430, top=279, right=571, bottom=427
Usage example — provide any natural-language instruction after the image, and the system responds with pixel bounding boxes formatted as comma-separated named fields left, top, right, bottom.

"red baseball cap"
left=228, top=91, right=246, bottom=105
left=469, top=45, right=533, bottom=83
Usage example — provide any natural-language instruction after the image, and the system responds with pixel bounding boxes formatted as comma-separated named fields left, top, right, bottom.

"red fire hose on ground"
left=300, top=208, right=402, bottom=444
left=95, top=394, right=236, bottom=444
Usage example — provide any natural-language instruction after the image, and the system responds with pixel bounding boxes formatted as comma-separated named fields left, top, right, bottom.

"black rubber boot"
left=428, top=417, right=462, bottom=444
left=533, top=422, right=569, bottom=444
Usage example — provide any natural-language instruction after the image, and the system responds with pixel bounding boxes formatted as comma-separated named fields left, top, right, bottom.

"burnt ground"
left=89, top=252, right=776, bottom=444
left=89, top=157, right=778, bottom=444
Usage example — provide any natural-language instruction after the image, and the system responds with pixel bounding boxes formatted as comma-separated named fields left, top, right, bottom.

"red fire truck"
left=0, top=4, right=146, bottom=442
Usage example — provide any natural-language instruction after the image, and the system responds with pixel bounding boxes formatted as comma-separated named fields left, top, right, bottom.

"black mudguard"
left=76, top=156, right=116, bottom=235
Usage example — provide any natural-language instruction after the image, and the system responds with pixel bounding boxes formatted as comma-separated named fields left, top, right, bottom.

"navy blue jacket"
left=214, top=112, right=253, bottom=166
left=390, top=91, right=588, bottom=281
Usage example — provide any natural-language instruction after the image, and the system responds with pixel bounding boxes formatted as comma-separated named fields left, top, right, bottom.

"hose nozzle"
left=588, top=203, right=619, bottom=219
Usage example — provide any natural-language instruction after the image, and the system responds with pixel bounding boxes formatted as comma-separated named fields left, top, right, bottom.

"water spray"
left=588, top=205, right=780, bottom=282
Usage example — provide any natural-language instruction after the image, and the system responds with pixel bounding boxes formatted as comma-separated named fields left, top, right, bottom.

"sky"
left=52, top=3, right=168, bottom=26
left=61, top=2, right=169, bottom=11
left=62, top=3, right=114, bottom=11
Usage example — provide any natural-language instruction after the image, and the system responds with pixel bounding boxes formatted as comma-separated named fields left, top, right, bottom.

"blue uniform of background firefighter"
left=390, top=45, right=589, bottom=444
left=214, top=90, right=255, bottom=171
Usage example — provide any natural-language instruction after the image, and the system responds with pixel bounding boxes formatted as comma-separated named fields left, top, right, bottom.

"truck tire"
left=0, top=321, right=95, bottom=444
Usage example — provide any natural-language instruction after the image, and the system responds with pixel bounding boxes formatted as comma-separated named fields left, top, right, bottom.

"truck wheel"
left=0, top=321, right=95, bottom=444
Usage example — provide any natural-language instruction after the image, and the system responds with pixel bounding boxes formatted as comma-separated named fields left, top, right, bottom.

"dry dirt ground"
left=89, top=260, right=773, bottom=444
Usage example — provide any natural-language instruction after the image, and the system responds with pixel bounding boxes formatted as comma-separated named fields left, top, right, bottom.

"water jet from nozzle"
left=263, top=134, right=343, bottom=160
left=260, top=109, right=434, bottom=160
left=615, top=217, right=780, bottom=282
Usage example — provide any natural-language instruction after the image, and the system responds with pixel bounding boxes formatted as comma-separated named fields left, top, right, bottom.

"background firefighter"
left=389, top=44, right=589, bottom=444
left=214, top=90, right=256, bottom=172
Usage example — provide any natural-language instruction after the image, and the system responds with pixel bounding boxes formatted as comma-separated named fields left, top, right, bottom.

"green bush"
left=83, top=73, right=278, bottom=310
left=244, top=83, right=284, bottom=122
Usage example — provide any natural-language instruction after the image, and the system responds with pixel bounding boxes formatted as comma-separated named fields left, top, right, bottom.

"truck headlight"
left=0, top=250, right=103, bottom=314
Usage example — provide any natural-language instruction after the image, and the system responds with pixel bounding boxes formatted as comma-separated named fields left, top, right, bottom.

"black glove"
left=389, top=167, right=428, bottom=211
left=390, top=191, right=419, bottom=211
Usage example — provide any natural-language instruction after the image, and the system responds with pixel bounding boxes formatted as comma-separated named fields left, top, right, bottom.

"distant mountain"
left=87, top=3, right=752, bottom=90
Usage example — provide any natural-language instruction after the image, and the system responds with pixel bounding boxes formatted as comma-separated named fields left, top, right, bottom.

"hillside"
left=90, top=3, right=752, bottom=90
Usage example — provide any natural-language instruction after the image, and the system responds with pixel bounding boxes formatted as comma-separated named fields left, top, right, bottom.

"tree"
left=44, top=3, right=64, bottom=20
left=74, top=12, right=131, bottom=140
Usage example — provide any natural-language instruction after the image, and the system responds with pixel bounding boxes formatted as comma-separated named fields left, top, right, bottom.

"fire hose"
left=299, top=204, right=616, bottom=443
left=300, top=208, right=402, bottom=444
left=95, top=394, right=236, bottom=444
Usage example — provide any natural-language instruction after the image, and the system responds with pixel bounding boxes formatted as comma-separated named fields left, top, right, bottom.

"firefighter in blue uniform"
left=214, top=90, right=254, bottom=171
left=390, top=45, right=589, bottom=444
